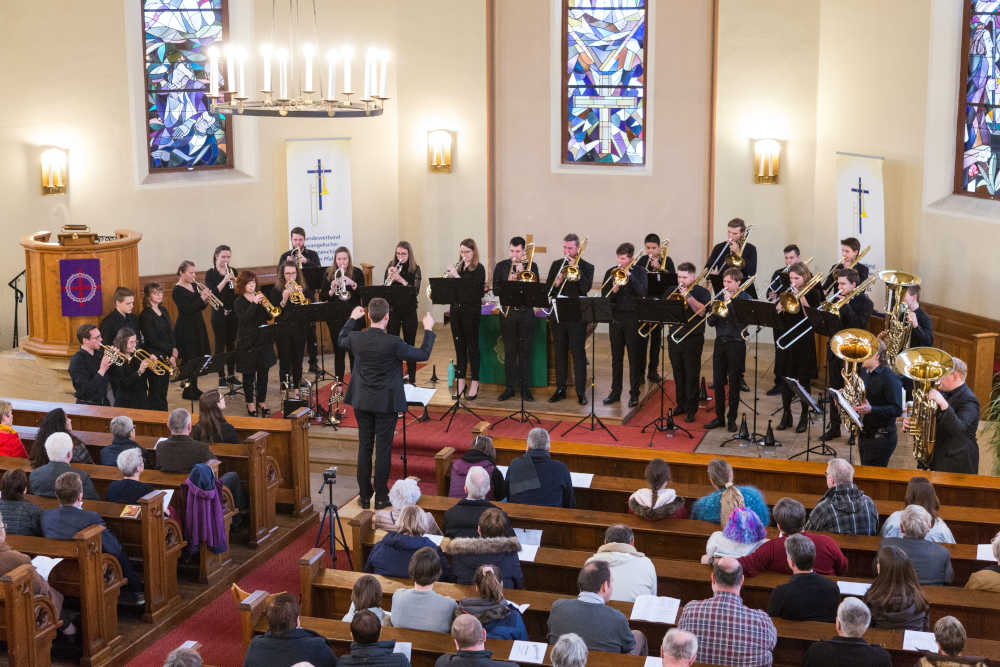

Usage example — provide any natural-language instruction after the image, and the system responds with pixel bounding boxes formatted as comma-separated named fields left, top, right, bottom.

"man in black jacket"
left=340, top=298, right=435, bottom=509
left=493, top=236, right=540, bottom=402
left=705, top=218, right=757, bottom=298
left=637, top=233, right=675, bottom=383
left=855, top=342, right=903, bottom=467
left=99, top=286, right=140, bottom=346
left=336, top=610, right=410, bottom=667
left=443, top=467, right=511, bottom=539
left=505, top=427, right=574, bottom=508
left=68, top=324, right=113, bottom=406
left=821, top=268, right=874, bottom=441
left=803, top=597, right=891, bottom=667
left=904, top=357, right=981, bottom=474
left=667, top=263, right=712, bottom=423
left=766, top=534, right=839, bottom=622
left=243, top=593, right=337, bottom=667
left=278, top=226, right=323, bottom=373
left=545, top=233, right=595, bottom=405
left=601, top=243, right=648, bottom=407
left=705, top=269, right=751, bottom=432
left=434, top=614, right=517, bottom=667
left=879, top=505, right=954, bottom=585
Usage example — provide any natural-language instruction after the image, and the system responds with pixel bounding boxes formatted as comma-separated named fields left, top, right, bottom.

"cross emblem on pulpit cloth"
left=307, top=158, right=332, bottom=211
left=851, top=177, right=870, bottom=234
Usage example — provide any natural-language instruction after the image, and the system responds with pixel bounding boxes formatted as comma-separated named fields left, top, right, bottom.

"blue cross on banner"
left=307, top=158, right=332, bottom=211
left=851, top=177, right=869, bottom=234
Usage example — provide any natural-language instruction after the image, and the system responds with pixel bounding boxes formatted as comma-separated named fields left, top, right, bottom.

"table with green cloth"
left=477, top=311, right=549, bottom=387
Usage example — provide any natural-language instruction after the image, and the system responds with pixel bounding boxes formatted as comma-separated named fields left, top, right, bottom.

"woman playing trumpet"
left=234, top=271, right=276, bottom=416
left=109, top=327, right=149, bottom=409
left=205, top=245, right=238, bottom=388
left=139, top=282, right=178, bottom=411
left=773, top=262, right=823, bottom=432
left=173, top=260, right=213, bottom=400
left=271, top=262, right=309, bottom=396
left=447, top=239, right=486, bottom=399
left=384, top=242, right=422, bottom=384
left=322, top=246, right=367, bottom=379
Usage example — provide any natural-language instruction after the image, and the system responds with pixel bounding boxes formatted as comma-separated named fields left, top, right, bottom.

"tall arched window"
left=958, top=1, right=1000, bottom=198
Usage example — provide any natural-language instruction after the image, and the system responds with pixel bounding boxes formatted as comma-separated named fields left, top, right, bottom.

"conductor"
left=339, top=298, right=436, bottom=509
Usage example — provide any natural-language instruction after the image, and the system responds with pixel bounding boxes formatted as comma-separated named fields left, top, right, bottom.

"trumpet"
left=287, top=280, right=309, bottom=306
left=819, top=275, right=876, bottom=315
left=428, top=259, right=464, bottom=299
left=384, top=260, right=400, bottom=287
left=291, top=247, right=305, bottom=273
left=332, top=267, right=351, bottom=301
left=194, top=281, right=223, bottom=310
left=134, top=349, right=175, bottom=377
left=725, top=225, right=753, bottom=269
left=224, top=263, right=236, bottom=283
left=256, top=292, right=282, bottom=322
left=326, top=376, right=346, bottom=426
left=600, top=253, right=643, bottom=291
left=101, top=344, right=128, bottom=366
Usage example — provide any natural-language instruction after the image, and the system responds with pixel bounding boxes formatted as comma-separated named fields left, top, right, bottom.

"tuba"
left=725, top=225, right=753, bottom=269
left=880, top=270, right=920, bottom=359
left=829, top=328, right=879, bottom=436
left=326, top=376, right=346, bottom=426
left=894, top=347, right=954, bottom=468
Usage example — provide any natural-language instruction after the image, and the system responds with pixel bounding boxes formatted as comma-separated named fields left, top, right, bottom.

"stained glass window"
left=143, top=0, right=231, bottom=171
left=563, top=0, right=647, bottom=166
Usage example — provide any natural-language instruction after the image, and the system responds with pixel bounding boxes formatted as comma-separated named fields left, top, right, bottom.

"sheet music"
left=830, top=389, right=863, bottom=429
left=424, top=534, right=444, bottom=546
left=902, top=630, right=938, bottom=652
left=514, top=602, right=530, bottom=613
left=644, top=657, right=664, bottom=667
left=630, top=595, right=680, bottom=624
left=514, top=528, right=542, bottom=545
left=161, top=489, right=174, bottom=514
left=403, top=385, right=436, bottom=406
left=180, top=640, right=198, bottom=650
left=508, top=640, right=547, bottom=664
left=836, top=580, right=871, bottom=596
left=393, top=642, right=412, bottom=660
left=517, top=544, right=540, bottom=562
left=570, top=472, right=594, bottom=488
left=31, top=556, right=63, bottom=581
left=496, top=465, right=508, bottom=478
left=977, top=544, right=994, bottom=561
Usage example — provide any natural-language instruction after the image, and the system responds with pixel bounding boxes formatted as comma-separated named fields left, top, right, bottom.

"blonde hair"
left=708, top=459, right=745, bottom=528
left=394, top=505, right=425, bottom=536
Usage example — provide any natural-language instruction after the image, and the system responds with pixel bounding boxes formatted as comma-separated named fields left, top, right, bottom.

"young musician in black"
left=109, top=328, right=149, bottom=409
left=601, top=243, right=648, bottom=407
left=139, top=282, right=177, bottom=411
left=821, top=268, right=875, bottom=441
left=234, top=271, right=277, bottom=417
left=637, top=233, right=675, bottom=382
left=271, top=262, right=308, bottom=397
left=384, top=241, right=422, bottom=385
left=493, top=236, right=539, bottom=402
left=774, top=262, right=823, bottom=432
left=821, top=237, right=869, bottom=295
left=68, top=324, right=113, bottom=406
left=172, top=260, right=212, bottom=400
left=100, top=287, right=140, bottom=347
left=903, top=357, right=980, bottom=474
left=321, top=246, right=366, bottom=380
left=545, top=233, right=594, bottom=405
left=205, top=244, right=238, bottom=387
left=705, top=218, right=757, bottom=298
left=278, top=227, right=322, bottom=373
left=765, top=244, right=803, bottom=395
left=705, top=268, right=751, bottom=431
left=446, top=239, right=486, bottom=400
left=667, top=263, right=712, bottom=422
left=855, top=341, right=903, bottom=467
left=902, top=284, right=934, bottom=347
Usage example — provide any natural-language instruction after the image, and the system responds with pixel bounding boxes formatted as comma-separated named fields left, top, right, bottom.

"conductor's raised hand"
left=350, top=306, right=366, bottom=320
left=422, top=312, right=435, bottom=331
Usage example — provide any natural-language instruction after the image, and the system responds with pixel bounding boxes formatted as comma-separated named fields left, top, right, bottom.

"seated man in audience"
left=0, top=469, right=42, bottom=536
left=106, top=447, right=156, bottom=505
left=766, top=534, right=839, bottom=622
left=803, top=597, right=891, bottom=667
left=677, top=557, right=776, bottom=666
left=966, top=530, right=1000, bottom=592
left=443, top=466, right=511, bottom=539
left=0, top=400, right=28, bottom=458
left=505, top=427, right=574, bottom=508
left=547, top=560, right=646, bottom=655
left=740, top=497, right=847, bottom=577
left=337, top=609, right=410, bottom=666
left=550, top=633, right=588, bottom=667
left=29, top=432, right=99, bottom=500
left=41, top=472, right=145, bottom=605
left=164, top=646, right=203, bottom=667
left=918, top=616, right=987, bottom=667
left=101, top=415, right=142, bottom=466
left=660, top=629, right=698, bottom=667
left=390, top=546, right=458, bottom=633
left=0, top=510, right=67, bottom=633
left=435, top=614, right=517, bottom=667
left=880, top=504, right=953, bottom=585
left=585, top=524, right=656, bottom=602
left=243, top=592, right=337, bottom=667
left=806, top=458, right=878, bottom=536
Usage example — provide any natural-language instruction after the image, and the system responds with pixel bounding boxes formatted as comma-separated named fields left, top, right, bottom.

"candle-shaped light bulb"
left=208, top=46, right=220, bottom=97
left=224, top=44, right=236, bottom=93
left=342, top=46, right=354, bottom=94
left=378, top=50, right=390, bottom=98
left=260, top=43, right=273, bottom=91
left=237, top=48, right=247, bottom=97
left=303, top=43, right=315, bottom=92
left=277, top=48, right=289, bottom=99
left=325, top=50, right=338, bottom=101
left=363, top=47, right=374, bottom=99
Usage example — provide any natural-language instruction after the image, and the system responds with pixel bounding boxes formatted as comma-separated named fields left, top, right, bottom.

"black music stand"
left=562, top=297, right=616, bottom=441
left=427, top=278, right=484, bottom=432
left=829, top=388, right=862, bottom=464
left=173, top=353, right=228, bottom=412
left=302, top=266, right=336, bottom=383
left=635, top=298, right=690, bottom=443
left=804, top=307, right=846, bottom=451
left=279, top=301, right=335, bottom=419
left=729, top=299, right=779, bottom=450
left=644, top=271, right=678, bottom=298
left=491, top=282, right=549, bottom=429
left=785, top=376, right=832, bottom=460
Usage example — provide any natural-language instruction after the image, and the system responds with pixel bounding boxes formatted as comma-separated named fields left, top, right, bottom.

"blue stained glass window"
left=564, top=0, right=647, bottom=166
left=143, top=0, right=230, bottom=170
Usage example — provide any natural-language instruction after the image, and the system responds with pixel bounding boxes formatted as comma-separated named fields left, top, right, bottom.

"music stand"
left=562, top=296, right=616, bottom=441
left=785, top=376, right=833, bottom=460
left=400, top=385, right=436, bottom=477
left=804, top=306, right=845, bottom=449
left=645, top=271, right=678, bottom=298
left=830, top=388, right=862, bottom=463
left=729, top=299, right=780, bottom=449
left=491, top=282, right=549, bottom=429
left=427, top=278, right=485, bottom=432
left=172, top=353, right=222, bottom=412
left=302, top=266, right=337, bottom=383
left=281, top=301, right=338, bottom=419
left=634, top=298, right=691, bottom=443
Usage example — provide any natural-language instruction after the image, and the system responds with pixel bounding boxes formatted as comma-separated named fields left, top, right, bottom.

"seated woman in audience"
left=390, top=546, right=458, bottom=633
left=374, top=477, right=441, bottom=534
left=701, top=506, right=767, bottom=564
left=365, top=505, right=448, bottom=579
left=691, top=458, right=769, bottom=526
left=29, top=407, right=93, bottom=467
left=881, top=476, right=955, bottom=543
left=190, top=390, right=240, bottom=444
left=0, top=400, right=28, bottom=458
left=918, top=616, right=988, bottom=667
left=966, top=530, right=1000, bottom=592
left=0, top=469, right=42, bottom=536
left=864, top=544, right=929, bottom=630
left=100, top=415, right=142, bottom=466
left=456, top=563, right=528, bottom=640
left=628, top=458, right=687, bottom=520
left=0, top=509, right=69, bottom=637
left=446, top=507, right=523, bottom=588
left=106, top=448, right=156, bottom=505
left=341, top=574, right=391, bottom=627
left=448, top=434, right=505, bottom=501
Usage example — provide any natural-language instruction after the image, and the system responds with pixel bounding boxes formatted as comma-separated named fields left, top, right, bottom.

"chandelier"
left=207, top=0, right=390, bottom=118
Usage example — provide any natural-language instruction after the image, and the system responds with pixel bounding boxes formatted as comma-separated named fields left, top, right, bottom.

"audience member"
left=374, top=477, right=441, bottom=534
left=864, top=544, right=929, bottom=630
left=880, top=476, right=955, bottom=543
left=691, top=458, right=769, bottom=527
left=966, top=530, right=1000, bottom=592
left=918, top=616, right=988, bottom=667
left=550, top=633, right=588, bottom=667
left=390, top=547, right=458, bottom=633
left=547, top=560, right=645, bottom=655
left=449, top=435, right=505, bottom=501
left=106, top=447, right=156, bottom=505
left=243, top=592, right=337, bottom=666
left=879, top=504, right=953, bottom=585
left=0, top=510, right=65, bottom=627
left=803, top=597, right=891, bottom=667
left=164, top=646, right=204, bottom=667
left=447, top=508, right=523, bottom=588
left=628, top=458, right=687, bottom=520
left=434, top=614, right=517, bottom=667
left=0, top=400, right=28, bottom=458
left=365, top=505, right=449, bottom=579
left=677, top=557, right=777, bottom=666
left=191, top=390, right=240, bottom=444
left=504, top=427, right=574, bottom=508
left=342, top=574, right=391, bottom=626
left=806, top=458, right=878, bottom=536
left=0, top=469, right=42, bottom=536
left=337, top=609, right=409, bottom=667
left=739, top=497, right=847, bottom=577
left=702, top=506, right=767, bottom=564
left=443, top=467, right=511, bottom=539
left=660, top=629, right=698, bottom=667
left=158, top=408, right=247, bottom=511
left=101, top=415, right=142, bottom=466
left=178, top=463, right=229, bottom=557
left=29, top=408, right=93, bottom=467
left=456, top=564, right=528, bottom=640
left=766, top=534, right=839, bottom=622
left=585, top=524, right=656, bottom=601
left=29, top=433, right=99, bottom=500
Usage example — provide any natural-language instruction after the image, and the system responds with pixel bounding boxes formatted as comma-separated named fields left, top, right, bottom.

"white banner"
left=285, top=139, right=353, bottom=266
left=835, top=152, right=885, bottom=281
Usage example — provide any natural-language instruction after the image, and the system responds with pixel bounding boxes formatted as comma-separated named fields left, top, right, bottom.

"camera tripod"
left=314, top=471, right=352, bottom=569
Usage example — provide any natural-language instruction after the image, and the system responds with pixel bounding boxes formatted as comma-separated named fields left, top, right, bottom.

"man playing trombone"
left=765, top=244, right=807, bottom=395
left=600, top=243, right=648, bottom=407
left=278, top=227, right=322, bottom=373
left=545, top=233, right=594, bottom=404
left=68, top=324, right=114, bottom=406
left=493, top=236, right=540, bottom=402
left=773, top=262, right=823, bottom=433
left=705, top=218, right=758, bottom=298
left=706, top=268, right=752, bottom=431
left=666, top=263, right=711, bottom=422
left=638, top=233, right=674, bottom=383
left=821, top=237, right=869, bottom=295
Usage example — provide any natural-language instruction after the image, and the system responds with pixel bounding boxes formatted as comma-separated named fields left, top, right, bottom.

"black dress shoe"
left=498, top=388, right=516, bottom=401
left=765, top=384, right=782, bottom=396
left=259, top=408, right=270, bottom=418
left=627, top=397, right=639, bottom=408
left=704, top=417, right=725, bottom=429
left=740, top=379, right=750, bottom=392
left=181, top=386, right=202, bottom=400
left=727, top=419, right=738, bottom=432
left=577, top=395, right=587, bottom=405
left=776, top=411, right=793, bottom=431
left=795, top=414, right=809, bottom=433
left=358, top=496, right=370, bottom=509
left=819, top=427, right=841, bottom=441
left=246, top=407, right=257, bottom=417
left=684, top=412, right=697, bottom=423
left=602, top=394, right=621, bottom=405
left=374, top=497, right=391, bottom=510
left=522, top=390, right=534, bottom=402
left=466, top=391, right=478, bottom=401
left=549, top=388, right=567, bottom=403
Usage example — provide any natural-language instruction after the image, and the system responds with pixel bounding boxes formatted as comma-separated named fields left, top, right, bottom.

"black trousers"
left=276, top=333, right=306, bottom=386
left=668, top=337, right=704, bottom=416
left=860, top=430, right=897, bottom=466
left=326, top=318, right=356, bottom=380
left=642, top=326, right=662, bottom=376
left=450, top=305, right=481, bottom=381
left=388, top=308, right=418, bottom=384
left=355, top=409, right=398, bottom=502
left=211, top=310, right=237, bottom=379
left=712, top=339, right=746, bottom=421
left=306, top=321, right=318, bottom=365
left=552, top=320, right=588, bottom=397
left=501, top=309, right=534, bottom=391
left=146, top=371, right=170, bottom=411
left=609, top=316, right=642, bottom=397
left=827, top=352, right=845, bottom=430
left=242, top=366, right=269, bottom=403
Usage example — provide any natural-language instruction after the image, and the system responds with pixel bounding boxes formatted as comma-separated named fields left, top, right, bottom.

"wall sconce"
left=427, top=129, right=454, bottom=172
left=753, top=139, right=781, bottom=184
left=41, top=147, right=68, bottom=195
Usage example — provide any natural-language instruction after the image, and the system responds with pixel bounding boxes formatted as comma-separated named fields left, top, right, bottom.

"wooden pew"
left=8, top=398, right=312, bottom=516
left=434, top=452, right=1000, bottom=544
left=0, top=563, right=61, bottom=667
left=8, top=525, right=124, bottom=667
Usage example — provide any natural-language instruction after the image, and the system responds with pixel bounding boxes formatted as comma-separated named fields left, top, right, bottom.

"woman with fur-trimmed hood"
left=627, top=458, right=687, bottom=520
left=445, top=508, right=523, bottom=588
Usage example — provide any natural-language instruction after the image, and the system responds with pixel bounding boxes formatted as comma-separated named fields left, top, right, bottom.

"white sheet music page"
left=836, top=580, right=871, bottom=596
left=630, top=595, right=680, bottom=623
left=403, top=385, right=436, bottom=406
left=977, top=544, right=994, bottom=561
left=392, top=642, right=412, bottom=660
left=513, top=528, right=542, bottom=545
left=31, top=556, right=63, bottom=581
left=570, top=472, right=594, bottom=488
left=902, top=630, right=937, bottom=652
left=508, top=640, right=547, bottom=664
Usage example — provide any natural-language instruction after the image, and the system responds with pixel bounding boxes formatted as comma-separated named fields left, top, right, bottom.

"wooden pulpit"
left=20, top=228, right=142, bottom=358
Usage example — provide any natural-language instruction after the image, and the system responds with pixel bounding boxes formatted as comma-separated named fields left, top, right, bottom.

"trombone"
left=670, top=277, right=755, bottom=344
left=766, top=256, right=813, bottom=301
left=646, top=239, right=670, bottom=273
left=725, top=225, right=753, bottom=270
left=134, top=349, right=175, bottom=377
left=819, top=275, right=876, bottom=316
left=549, top=236, right=589, bottom=299
left=599, top=253, right=643, bottom=292
left=823, top=245, right=870, bottom=296
left=638, top=278, right=693, bottom=338
left=194, top=281, right=223, bottom=310
left=499, top=243, right=537, bottom=317
left=773, top=272, right=826, bottom=350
